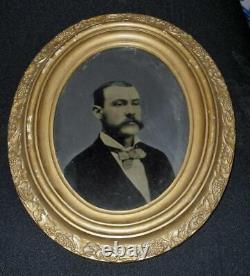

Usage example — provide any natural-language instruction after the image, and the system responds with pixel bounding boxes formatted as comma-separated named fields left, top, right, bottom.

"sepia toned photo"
left=54, top=47, right=189, bottom=210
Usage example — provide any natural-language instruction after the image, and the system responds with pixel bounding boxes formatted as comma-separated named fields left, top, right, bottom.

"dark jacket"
left=64, top=137, right=175, bottom=210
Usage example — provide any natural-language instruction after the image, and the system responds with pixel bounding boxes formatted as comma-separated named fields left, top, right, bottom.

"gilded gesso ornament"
left=8, top=14, right=235, bottom=262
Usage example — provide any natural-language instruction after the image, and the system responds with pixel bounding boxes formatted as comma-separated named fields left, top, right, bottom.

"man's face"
left=100, top=85, right=143, bottom=136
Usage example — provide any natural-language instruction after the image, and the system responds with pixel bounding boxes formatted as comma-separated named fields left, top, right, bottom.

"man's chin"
left=119, top=125, right=140, bottom=136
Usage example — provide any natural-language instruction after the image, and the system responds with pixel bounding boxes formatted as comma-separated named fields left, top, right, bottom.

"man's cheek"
left=136, top=113, right=142, bottom=120
left=111, top=110, right=124, bottom=120
left=136, top=109, right=142, bottom=119
left=106, top=113, right=124, bottom=125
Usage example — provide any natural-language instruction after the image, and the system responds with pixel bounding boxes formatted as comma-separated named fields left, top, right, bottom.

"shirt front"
left=100, top=132, right=151, bottom=203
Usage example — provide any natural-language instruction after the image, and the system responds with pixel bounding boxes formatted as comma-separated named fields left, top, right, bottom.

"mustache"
left=118, top=118, right=144, bottom=129
left=101, top=117, right=144, bottom=133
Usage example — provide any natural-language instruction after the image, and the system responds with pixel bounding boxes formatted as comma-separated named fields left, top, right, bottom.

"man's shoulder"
left=64, top=138, right=106, bottom=170
left=72, top=142, right=98, bottom=163
left=138, top=142, right=174, bottom=173
left=65, top=139, right=101, bottom=168
left=64, top=140, right=101, bottom=184
left=138, top=142, right=168, bottom=159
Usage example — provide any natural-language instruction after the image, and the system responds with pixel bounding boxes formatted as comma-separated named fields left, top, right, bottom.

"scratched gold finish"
left=8, top=14, right=235, bottom=262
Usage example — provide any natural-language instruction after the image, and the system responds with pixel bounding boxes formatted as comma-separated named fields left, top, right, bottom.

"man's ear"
left=92, top=105, right=103, bottom=120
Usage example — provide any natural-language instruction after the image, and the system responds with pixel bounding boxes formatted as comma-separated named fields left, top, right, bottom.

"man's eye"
left=113, top=101, right=125, bottom=106
left=132, top=101, right=140, bottom=105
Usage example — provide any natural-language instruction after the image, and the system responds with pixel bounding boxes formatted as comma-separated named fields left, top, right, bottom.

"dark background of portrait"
left=54, top=48, right=189, bottom=174
left=1, top=1, right=250, bottom=275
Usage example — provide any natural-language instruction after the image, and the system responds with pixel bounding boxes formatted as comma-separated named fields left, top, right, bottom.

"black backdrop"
left=1, top=1, right=250, bottom=275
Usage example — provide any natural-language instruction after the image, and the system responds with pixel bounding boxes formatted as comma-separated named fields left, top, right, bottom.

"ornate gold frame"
left=8, top=14, right=235, bottom=262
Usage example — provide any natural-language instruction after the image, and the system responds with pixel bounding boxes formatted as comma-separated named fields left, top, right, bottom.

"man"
left=64, top=81, right=175, bottom=210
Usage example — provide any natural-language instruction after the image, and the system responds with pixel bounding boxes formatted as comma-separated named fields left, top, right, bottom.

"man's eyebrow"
left=110, top=98, right=140, bottom=103
left=132, top=98, right=140, bottom=102
left=111, top=98, right=127, bottom=102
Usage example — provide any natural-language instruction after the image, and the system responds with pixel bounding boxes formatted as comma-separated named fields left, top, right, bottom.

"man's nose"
left=125, top=104, right=136, bottom=116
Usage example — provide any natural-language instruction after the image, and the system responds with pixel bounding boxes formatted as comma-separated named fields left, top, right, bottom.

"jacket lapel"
left=138, top=142, right=169, bottom=200
left=93, top=138, right=147, bottom=204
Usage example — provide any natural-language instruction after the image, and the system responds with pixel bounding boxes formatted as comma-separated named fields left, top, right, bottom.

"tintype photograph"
left=54, top=47, right=189, bottom=210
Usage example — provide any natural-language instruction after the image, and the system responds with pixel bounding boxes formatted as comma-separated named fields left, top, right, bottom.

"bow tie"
left=116, top=147, right=147, bottom=170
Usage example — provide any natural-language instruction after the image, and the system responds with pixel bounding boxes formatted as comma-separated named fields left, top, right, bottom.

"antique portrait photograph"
left=8, top=14, right=235, bottom=261
left=54, top=47, right=189, bottom=210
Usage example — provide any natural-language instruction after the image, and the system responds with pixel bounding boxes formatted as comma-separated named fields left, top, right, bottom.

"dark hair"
left=93, top=81, right=133, bottom=107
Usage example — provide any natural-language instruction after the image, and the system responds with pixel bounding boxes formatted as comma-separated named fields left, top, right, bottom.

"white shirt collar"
left=100, top=131, right=140, bottom=151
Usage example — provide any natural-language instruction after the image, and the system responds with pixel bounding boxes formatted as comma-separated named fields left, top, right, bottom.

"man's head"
left=92, top=81, right=143, bottom=137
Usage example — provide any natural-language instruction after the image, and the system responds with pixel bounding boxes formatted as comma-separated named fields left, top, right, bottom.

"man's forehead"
left=103, top=86, right=140, bottom=100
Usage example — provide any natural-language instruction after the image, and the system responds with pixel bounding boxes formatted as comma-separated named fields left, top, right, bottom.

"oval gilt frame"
left=8, top=14, right=235, bottom=262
